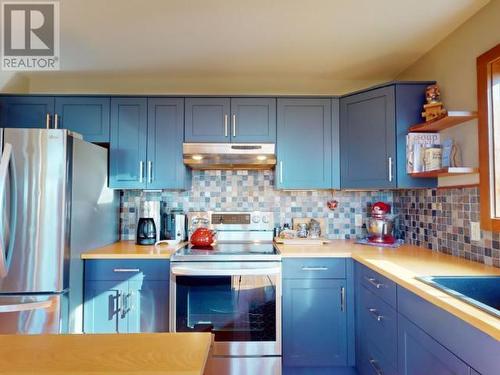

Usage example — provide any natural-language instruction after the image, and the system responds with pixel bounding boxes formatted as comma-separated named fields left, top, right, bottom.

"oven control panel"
left=188, top=211, right=274, bottom=234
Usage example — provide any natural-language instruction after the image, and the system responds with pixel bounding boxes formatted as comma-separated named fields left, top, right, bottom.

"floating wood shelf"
left=409, top=167, right=479, bottom=178
left=409, top=111, right=478, bottom=133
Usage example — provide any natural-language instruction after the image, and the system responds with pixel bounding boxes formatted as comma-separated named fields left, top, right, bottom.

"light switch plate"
left=471, top=222, right=481, bottom=242
left=355, top=214, right=363, bottom=227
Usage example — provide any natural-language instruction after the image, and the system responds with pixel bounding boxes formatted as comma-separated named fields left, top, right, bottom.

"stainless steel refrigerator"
left=0, top=128, right=119, bottom=334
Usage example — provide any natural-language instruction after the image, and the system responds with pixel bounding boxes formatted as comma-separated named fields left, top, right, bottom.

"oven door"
left=170, top=261, right=281, bottom=357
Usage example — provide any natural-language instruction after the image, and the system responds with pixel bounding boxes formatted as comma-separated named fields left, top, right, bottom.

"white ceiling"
left=13, top=0, right=491, bottom=94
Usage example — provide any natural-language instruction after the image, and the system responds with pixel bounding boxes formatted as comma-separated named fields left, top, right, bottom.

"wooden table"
left=0, top=333, right=213, bottom=374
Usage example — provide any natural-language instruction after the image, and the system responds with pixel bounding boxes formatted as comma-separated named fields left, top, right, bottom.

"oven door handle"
left=171, top=265, right=281, bottom=276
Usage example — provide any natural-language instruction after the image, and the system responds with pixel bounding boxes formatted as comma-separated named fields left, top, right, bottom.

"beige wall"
left=25, top=73, right=381, bottom=96
left=397, top=0, right=500, bottom=186
left=0, top=72, right=29, bottom=93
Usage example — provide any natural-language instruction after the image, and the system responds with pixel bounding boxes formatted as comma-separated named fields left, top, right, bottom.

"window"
left=478, top=43, right=500, bottom=231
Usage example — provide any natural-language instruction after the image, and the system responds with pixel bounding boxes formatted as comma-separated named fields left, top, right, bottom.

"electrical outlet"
left=355, top=214, right=363, bottom=227
left=471, top=222, right=481, bottom=242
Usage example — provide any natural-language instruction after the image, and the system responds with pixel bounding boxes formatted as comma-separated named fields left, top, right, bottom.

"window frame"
left=478, top=43, right=500, bottom=231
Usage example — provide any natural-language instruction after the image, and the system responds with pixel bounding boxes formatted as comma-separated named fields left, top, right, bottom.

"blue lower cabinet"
left=83, top=280, right=128, bottom=334
left=282, top=258, right=354, bottom=374
left=127, top=280, right=169, bottom=333
left=84, top=260, right=170, bottom=334
left=398, top=313, right=469, bottom=375
left=283, top=278, right=347, bottom=369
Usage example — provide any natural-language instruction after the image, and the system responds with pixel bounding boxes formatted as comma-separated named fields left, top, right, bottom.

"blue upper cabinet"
left=0, top=96, right=54, bottom=128
left=54, top=97, right=110, bottom=142
left=147, top=98, right=190, bottom=190
left=185, top=98, right=231, bottom=142
left=340, top=86, right=396, bottom=189
left=230, top=98, right=276, bottom=143
left=109, top=98, right=148, bottom=189
left=340, top=82, right=436, bottom=189
left=276, top=98, right=333, bottom=189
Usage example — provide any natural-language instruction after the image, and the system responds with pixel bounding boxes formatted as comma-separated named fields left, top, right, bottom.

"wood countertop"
left=279, top=240, right=500, bottom=341
left=0, top=333, right=212, bottom=375
left=81, top=240, right=500, bottom=340
left=81, top=241, right=188, bottom=259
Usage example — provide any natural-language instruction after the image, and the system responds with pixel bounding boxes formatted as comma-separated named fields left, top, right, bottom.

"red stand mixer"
left=367, top=202, right=396, bottom=245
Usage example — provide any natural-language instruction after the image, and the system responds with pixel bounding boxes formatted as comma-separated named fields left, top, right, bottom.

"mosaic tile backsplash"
left=394, top=187, right=500, bottom=268
left=119, top=171, right=499, bottom=268
left=120, top=170, right=393, bottom=240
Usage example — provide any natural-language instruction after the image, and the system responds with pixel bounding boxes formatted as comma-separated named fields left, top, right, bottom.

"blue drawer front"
left=358, top=338, right=398, bottom=375
left=358, top=284, right=397, bottom=367
left=398, top=286, right=500, bottom=375
left=357, top=263, right=397, bottom=308
left=283, top=258, right=346, bottom=279
left=85, top=260, right=170, bottom=281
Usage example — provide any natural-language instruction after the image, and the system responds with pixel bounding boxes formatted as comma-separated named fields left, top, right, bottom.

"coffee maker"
left=136, top=201, right=160, bottom=245
left=161, top=209, right=187, bottom=242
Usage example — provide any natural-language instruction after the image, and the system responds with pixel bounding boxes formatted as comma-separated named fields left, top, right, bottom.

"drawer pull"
left=368, top=308, right=384, bottom=322
left=365, top=276, right=383, bottom=289
left=113, top=268, right=140, bottom=273
left=301, top=266, right=328, bottom=271
left=369, top=358, right=383, bottom=375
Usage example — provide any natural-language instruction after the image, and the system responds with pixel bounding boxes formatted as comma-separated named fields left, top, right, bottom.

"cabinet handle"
left=54, top=113, right=59, bottom=129
left=340, top=287, right=345, bottom=312
left=365, top=276, right=383, bottom=289
left=113, top=268, right=140, bottom=273
left=115, top=292, right=121, bottom=316
left=45, top=113, right=51, bottom=129
left=368, top=308, right=384, bottom=322
left=368, top=358, right=383, bottom=375
left=224, top=114, right=228, bottom=137
left=232, top=114, right=236, bottom=137
left=301, top=266, right=328, bottom=271
left=147, top=161, right=153, bottom=183
left=388, top=157, right=393, bottom=182
left=279, top=161, right=283, bottom=184
left=121, top=292, right=131, bottom=318
left=139, top=161, right=144, bottom=183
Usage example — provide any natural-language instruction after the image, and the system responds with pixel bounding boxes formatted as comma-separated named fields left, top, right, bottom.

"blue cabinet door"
left=398, top=314, right=469, bottom=375
left=127, top=279, right=169, bottom=333
left=0, top=96, right=54, bottom=128
left=185, top=98, right=230, bottom=142
left=55, top=97, right=110, bottom=142
left=283, top=278, right=347, bottom=368
left=109, top=98, right=148, bottom=189
left=230, top=98, right=276, bottom=143
left=83, top=280, right=128, bottom=334
left=340, top=86, right=396, bottom=189
left=277, top=99, right=332, bottom=189
left=147, top=98, right=190, bottom=189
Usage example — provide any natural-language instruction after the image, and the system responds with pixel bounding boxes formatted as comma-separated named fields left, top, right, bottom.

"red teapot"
left=190, top=227, right=216, bottom=247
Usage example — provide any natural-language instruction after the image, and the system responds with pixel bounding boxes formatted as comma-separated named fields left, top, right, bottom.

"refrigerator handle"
left=0, top=299, right=52, bottom=313
left=0, top=143, right=17, bottom=278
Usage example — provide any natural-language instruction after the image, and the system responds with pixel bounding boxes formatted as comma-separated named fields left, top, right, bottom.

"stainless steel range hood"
left=183, top=143, right=276, bottom=170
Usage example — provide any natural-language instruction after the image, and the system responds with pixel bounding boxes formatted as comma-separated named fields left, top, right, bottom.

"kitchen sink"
left=417, top=276, right=500, bottom=319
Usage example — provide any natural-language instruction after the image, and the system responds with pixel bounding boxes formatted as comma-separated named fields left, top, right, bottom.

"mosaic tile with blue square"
left=120, top=170, right=393, bottom=241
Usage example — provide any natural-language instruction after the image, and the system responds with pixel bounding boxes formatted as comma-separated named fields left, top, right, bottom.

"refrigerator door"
left=0, top=293, right=67, bottom=334
left=0, top=129, right=71, bottom=293
left=0, top=142, right=17, bottom=279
